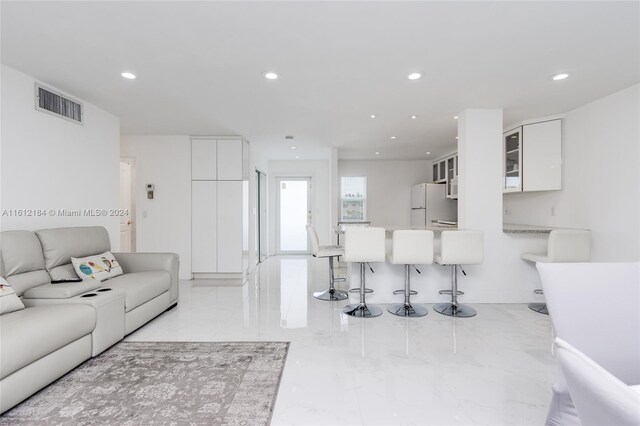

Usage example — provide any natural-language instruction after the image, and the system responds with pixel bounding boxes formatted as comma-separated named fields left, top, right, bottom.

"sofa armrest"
left=22, top=281, right=101, bottom=299
left=112, top=253, right=179, bottom=305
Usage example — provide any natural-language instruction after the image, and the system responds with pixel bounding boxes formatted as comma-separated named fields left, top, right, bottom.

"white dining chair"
left=555, top=337, right=640, bottom=426
left=537, top=261, right=640, bottom=426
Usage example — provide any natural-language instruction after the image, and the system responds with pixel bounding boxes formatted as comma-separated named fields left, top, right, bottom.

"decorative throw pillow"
left=71, top=251, right=124, bottom=282
left=0, top=277, right=25, bottom=315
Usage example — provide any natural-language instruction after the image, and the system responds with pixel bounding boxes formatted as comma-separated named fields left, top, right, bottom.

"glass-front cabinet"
left=432, top=152, right=459, bottom=199
left=340, top=176, right=367, bottom=221
left=446, top=156, right=455, bottom=197
left=433, top=160, right=447, bottom=183
left=503, top=127, right=522, bottom=192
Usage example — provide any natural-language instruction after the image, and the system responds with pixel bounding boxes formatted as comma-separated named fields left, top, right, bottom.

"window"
left=340, top=176, right=367, bottom=221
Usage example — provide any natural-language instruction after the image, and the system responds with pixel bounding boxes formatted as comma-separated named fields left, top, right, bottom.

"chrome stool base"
left=528, top=303, right=548, bottom=315
left=433, top=303, right=477, bottom=318
left=313, top=288, right=348, bottom=301
left=343, top=303, right=383, bottom=318
left=314, top=255, right=348, bottom=302
left=313, top=288, right=349, bottom=301
left=387, top=303, right=428, bottom=317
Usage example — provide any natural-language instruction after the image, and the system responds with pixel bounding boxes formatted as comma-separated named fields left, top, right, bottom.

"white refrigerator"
left=410, top=183, right=457, bottom=227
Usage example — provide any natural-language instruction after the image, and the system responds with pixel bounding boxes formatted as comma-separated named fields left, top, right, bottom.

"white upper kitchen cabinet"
left=503, top=117, right=562, bottom=193
left=432, top=152, right=458, bottom=198
left=217, top=139, right=243, bottom=180
left=191, top=139, right=217, bottom=180
left=503, top=127, right=523, bottom=192
left=522, top=120, right=562, bottom=191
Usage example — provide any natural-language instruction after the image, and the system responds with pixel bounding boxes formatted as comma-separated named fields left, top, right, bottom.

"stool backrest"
left=305, top=225, right=320, bottom=256
left=391, top=230, right=434, bottom=265
left=344, top=227, right=386, bottom=263
left=440, top=230, right=483, bottom=265
left=547, top=230, right=591, bottom=262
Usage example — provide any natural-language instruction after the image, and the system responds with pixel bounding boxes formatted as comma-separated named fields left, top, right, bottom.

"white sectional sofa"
left=0, top=226, right=179, bottom=413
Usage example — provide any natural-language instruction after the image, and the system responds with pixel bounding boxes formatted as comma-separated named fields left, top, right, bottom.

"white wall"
left=1, top=65, right=121, bottom=246
left=269, top=160, right=331, bottom=254
left=504, top=84, right=640, bottom=261
left=338, top=160, right=430, bottom=227
left=120, top=135, right=192, bottom=279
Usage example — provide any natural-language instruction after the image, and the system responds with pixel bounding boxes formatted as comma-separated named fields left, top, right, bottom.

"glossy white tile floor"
left=126, top=256, right=558, bottom=425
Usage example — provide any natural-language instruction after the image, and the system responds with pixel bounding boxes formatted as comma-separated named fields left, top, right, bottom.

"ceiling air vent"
left=34, top=83, right=83, bottom=124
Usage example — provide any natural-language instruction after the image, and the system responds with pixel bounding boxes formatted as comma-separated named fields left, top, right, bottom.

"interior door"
left=277, top=177, right=311, bottom=254
left=119, top=161, right=132, bottom=252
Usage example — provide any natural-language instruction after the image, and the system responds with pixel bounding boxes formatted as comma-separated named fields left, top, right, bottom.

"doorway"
left=276, top=177, right=311, bottom=254
left=256, top=170, right=268, bottom=263
left=119, top=158, right=137, bottom=252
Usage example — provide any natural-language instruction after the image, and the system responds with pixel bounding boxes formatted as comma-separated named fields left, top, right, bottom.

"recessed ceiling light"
left=121, top=72, right=136, bottom=79
left=411, top=115, right=417, bottom=119
left=295, top=156, right=300, bottom=159
left=264, top=71, right=278, bottom=80
left=375, top=151, right=381, bottom=155
left=290, top=146, right=296, bottom=149
left=407, top=72, right=422, bottom=80
left=370, top=114, right=376, bottom=119
left=454, top=116, right=458, bottom=120
left=426, top=151, right=431, bottom=155
left=390, top=136, right=397, bottom=140
left=552, top=73, right=569, bottom=81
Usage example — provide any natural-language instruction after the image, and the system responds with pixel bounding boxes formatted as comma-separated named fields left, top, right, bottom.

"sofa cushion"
left=49, top=264, right=79, bottom=282
left=0, top=231, right=45, bottom=276
left=22, top=281, right=101, bottom=299
left=0, top=304, right=95, bottom=379
left=105, top=271, right=170, bottom=312
left=0, top=231, right=50, bottom=295
left=0, top=277, right=25, bottom=314
left=3, top=271, right=51, bottom=296
left=35, top=227, right=111, bottom=280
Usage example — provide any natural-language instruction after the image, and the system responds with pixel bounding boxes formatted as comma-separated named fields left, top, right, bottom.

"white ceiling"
left=2, top=1, right=638, bottom=160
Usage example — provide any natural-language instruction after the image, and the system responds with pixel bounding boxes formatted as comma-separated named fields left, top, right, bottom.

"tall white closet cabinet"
left=191, top=137, right=249, bottom=277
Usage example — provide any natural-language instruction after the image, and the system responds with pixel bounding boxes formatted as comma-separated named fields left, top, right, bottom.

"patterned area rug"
left=1, top=341, right=289, bottom=425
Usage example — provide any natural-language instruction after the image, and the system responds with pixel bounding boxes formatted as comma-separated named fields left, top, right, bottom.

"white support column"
left=455, top=109, right=546, bottom=303
left=458, top=109, right=503, bottom=232
left=329, top=147, right=339, bottom=245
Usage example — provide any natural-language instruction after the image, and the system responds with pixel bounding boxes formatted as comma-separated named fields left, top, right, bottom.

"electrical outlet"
left=551, top=206, right=556, bottom=217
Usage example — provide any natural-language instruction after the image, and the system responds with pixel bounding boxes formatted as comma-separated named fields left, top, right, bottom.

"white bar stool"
left=306, top=225, right=348, bottom=301
left=387, top=230, right=434, bottom=317
left=522, top=229, right=590, bottom=315
left=434, top=230, right=483, bottom=318
left=342, top=227, right=386, bottom=318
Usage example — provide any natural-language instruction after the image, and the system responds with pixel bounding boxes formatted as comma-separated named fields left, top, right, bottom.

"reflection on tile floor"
left=126, top=256, right=557, bottom=425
